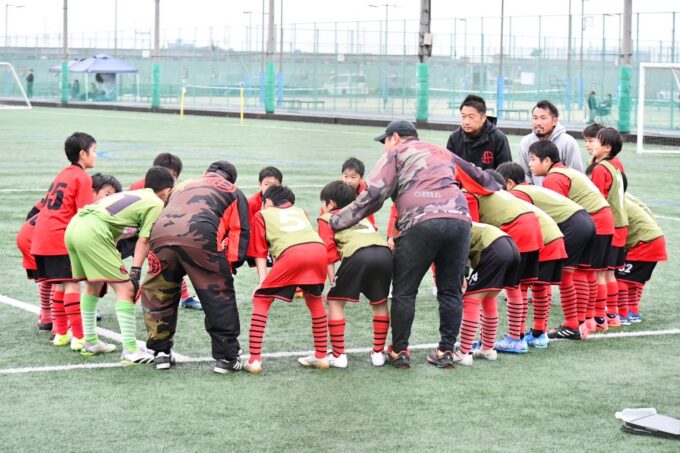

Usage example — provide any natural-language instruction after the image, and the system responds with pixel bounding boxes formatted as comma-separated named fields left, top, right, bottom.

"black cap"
left=207, top=160, right=237, bottom=183
left=374, top=120, right=418, bottom=143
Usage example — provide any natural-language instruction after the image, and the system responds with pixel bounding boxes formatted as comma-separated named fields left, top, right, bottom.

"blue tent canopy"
left=49, top=54, right=137, bottom=74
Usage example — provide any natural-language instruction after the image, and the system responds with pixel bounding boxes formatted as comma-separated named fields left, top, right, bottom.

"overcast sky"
left=3, top=0, right=678, bottom=36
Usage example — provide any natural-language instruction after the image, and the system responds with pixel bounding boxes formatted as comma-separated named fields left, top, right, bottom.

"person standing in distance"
left=518, top=100, right=583, bottom=186
left=446, top=94, right=512, bottom=170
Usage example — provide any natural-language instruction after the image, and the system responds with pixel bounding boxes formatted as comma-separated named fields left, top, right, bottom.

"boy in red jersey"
left=318, top=181, right=392, bottom=368
left=460, top=181, right=543, bottom=354
left=128, top=152, right=183, bottom=190
left=245, top=185, right=328, bottom=374
left=30, top=132, right=97, bottom=351
left=247, top=166, right=283, bottom=222
left=497, top=162, right=596, bottom=341
left=529, top=140, right=614, bottom=334
left=615, top=193, right=667, bottom=323
left=340, top=158, right=377, bottom=229
left=588, top=127, right=628, bottom=328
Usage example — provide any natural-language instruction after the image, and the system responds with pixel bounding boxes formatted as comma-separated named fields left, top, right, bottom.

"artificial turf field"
left=0, top=107, right=679, bottom=452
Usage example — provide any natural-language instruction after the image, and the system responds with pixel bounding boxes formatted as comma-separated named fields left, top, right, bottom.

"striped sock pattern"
left=505, top=286, right=524, bottom=340
left=572, top=269, right=589, bottom=323
left=532, top=284, right=552, bottom=332
left=606, top=280, right=619, bottom=316
left=630, top=284, right=643, bottom=315
left=372, top=315, right=390, bottom=353
left=459, top=296, right=481, bottom=355
left=520, top=283, right=530, bottom=334
left=63, top=292, right=83, bottom=339
left=328, top=319, right=346, bottom=357
left=587, top=271, right=598, bottom=319
left=304, top=294, right=328, bottom=359
left=248, top=296, right=273, bottom=362
left=38, top=282, right=52, bottom=324
left=80, top=293, right=99, bottom=343
left=558, top=271, right=579, bottom=329
left=617, top=280, right=629, bottom=319
left=180, top=279, right=191, bottom=300
left=481, top=297, right=499, bottom=350
left=51, top=291, right=68, bottom=335
left=115, top=300, right=138, bottom=351
left=594, top=282, right=607, bottom=318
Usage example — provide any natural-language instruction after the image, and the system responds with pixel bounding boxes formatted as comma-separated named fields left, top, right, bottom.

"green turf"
left=0, top=107, right=679, bottom=451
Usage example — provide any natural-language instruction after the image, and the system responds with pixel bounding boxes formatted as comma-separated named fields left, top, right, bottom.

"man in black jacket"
left=446, top=95, right=512, bottom=170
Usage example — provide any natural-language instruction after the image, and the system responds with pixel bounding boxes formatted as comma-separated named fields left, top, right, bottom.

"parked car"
left=323, top=74, right=368, bottom=96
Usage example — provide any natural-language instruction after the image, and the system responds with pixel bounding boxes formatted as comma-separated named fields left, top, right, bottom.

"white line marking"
left=0, top=185, right=328, bottom=193
left=656, top=215, right=680, bottom=221
left=0, top=293, right=191, bottom=361
left=1, top=362, right=125, bottom=374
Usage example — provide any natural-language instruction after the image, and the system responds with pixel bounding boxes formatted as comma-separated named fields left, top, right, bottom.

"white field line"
left=656, top=215, right=680, bottom=221
left=0, top=184, right=327, bottom=193
left=0, top=294, right=191, bottom=361
left=3, top=328, right=680, bottom=375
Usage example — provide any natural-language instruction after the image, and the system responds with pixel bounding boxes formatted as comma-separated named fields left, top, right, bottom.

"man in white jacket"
left=518, top=100, right=584, bottom=186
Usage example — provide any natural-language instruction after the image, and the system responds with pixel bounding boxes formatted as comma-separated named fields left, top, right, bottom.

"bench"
left=280, top=99, right=325, bottom=111
left=497, top=109, right=529, bottom=121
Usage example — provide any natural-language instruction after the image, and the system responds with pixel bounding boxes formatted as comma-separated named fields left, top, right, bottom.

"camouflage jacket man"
left=330, top=138, right=501, bottom=234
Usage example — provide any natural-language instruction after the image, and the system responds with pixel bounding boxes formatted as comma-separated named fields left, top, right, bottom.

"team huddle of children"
left=17, top=123, right=667, bottom=373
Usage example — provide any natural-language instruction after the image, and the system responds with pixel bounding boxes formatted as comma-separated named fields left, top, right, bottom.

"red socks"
left=558, top=271, right=579, bottom=329
left=63, top=292, right=83, bottom=339
left=505, top=286, right=524, bottom=340
left=520, top=283, right=530, bottom=334
left=587, top=271, right=597, bottom=319
left=38, top=282, right=53, bottom=325
left=606, top=280, right=619, bottom=316
left=459, top=296, right=481, bottom=355
left=594, top=280, right=607, bottom=318
left=304, top=294, right=328, bottom=359
left=51, top=290, right=68, bottom=335
left=372, top=315, right=390, bottom=353
left=481, top=297, right=499, bottom=350
left=248, top=296, right=273, bottom=362
left=328, top=319, right=345, bottom=357
left=617, top=280, right=629, bottom=319
left=532, top=284, right=552, bottom=332
left=180, top=279, right=191, bottom=300
left=572, top=269, right=589, bottom=323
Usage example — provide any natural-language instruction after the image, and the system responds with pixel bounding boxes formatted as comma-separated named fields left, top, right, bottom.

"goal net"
left=0, top=62, right=32, bottom=109
left=637, top=63, right=680, bottom=154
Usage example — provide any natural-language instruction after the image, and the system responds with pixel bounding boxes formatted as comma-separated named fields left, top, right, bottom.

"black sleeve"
left=495, top=132, right=513, bottom=166
left=446, top=132, right=456, bottom=153
left=26, top=206, right=40, bottom=221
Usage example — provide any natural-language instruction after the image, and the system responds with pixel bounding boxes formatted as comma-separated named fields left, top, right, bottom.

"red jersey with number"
left=248, top=191, right=264, bottom=223
left=31, top=165, right=93, bottom=255
left=129, top=178, right=145, bottom=190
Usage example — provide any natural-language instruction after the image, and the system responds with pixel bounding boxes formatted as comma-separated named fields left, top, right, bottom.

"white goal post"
left=637, top=62, right=680, bottom=154
left=0, top=62, right=32, bottom=109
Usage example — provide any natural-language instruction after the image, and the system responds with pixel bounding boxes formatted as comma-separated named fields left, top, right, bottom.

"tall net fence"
left=1, top=11, right=679, bottom=129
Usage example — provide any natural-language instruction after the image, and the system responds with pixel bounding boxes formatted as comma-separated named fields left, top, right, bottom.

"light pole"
left=368, top=3, right=396, bottom=55
left=369, top=3, right=396, bottom=111
left=4, top=3, right=24, bottom=48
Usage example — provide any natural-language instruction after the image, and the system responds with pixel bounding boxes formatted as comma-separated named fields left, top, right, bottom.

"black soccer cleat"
left=426, top=349, right=454, bottom=369
left=385, top=349, right=411, bottom=369
left=547, top=325, right=582, bottom=340
left=214, top=357, right=244, bottom=374
left=154, top=351, right=176, bottom=370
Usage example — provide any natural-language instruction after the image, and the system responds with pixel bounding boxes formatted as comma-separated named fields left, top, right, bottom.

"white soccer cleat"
left=370, top=350, right=386, bottom=367
left=297, top=354, right=330, bottom=369
left=121, top=348, right=154, bottom=365
left=80, top=339, right=116, bottom=356
left=472, top=347, right=497, bottom=361
left=327, top=353, right=348, bottom=368
left=452, top=350, right=473, bottom=366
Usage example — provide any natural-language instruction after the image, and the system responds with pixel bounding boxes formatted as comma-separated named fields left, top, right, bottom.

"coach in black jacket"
left=446, top=95, right=512, bottom=170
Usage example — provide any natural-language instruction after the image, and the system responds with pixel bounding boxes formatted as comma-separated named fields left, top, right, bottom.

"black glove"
left=130, top=266, right=142, bottom=301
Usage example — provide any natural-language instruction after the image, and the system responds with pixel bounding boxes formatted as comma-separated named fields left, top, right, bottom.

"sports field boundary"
left=2, top=292, right=679, bottom=375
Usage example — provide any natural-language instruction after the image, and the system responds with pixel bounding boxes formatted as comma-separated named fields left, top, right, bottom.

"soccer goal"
left=637, top=63, right=680, bottom=154
left=0, top=62, right=32, bottom=109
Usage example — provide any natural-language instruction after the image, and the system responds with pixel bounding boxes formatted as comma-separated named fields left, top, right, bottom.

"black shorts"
left=537, top=258, right=564, bottom=285
left=327, top=246, right=393, bottom=304
left=468, top=237, right=521, bottom=294
left=580, top=234, right=613, bottom=271
left=616, top=260, right=657, bottom=284
left=26, top=269, right=38, bottom=280
left=35, top=254, right=74, bottom=283
left=519, top=250, right=540, bottom=284
left=559, top=210, right=596, bottom=268
left=255, top=284, right=324, bottom=302
left=607, top=246, right=626, bottom=269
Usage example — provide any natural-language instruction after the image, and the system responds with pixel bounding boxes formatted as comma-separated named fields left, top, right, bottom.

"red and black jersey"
left=356, top=181, right=378, bottom=230
left=31, top=164, right=93, bottom=255
left=247, top=191, right=263, bottom=223
left=150, top=174, right=250, bottom=267
left=128, top=178, right=145, bottom=190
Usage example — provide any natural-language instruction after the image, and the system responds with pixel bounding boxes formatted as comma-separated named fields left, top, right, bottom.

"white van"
left=323, top=74, right=368, bottom=96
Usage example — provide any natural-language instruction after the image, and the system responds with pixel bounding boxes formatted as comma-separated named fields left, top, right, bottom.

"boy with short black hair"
left=31, top=132, right=97, bottom=350
left=129, top=152, right=183, bottom=190
left=318, top=181, right=392, bottom=368
left=529, top=140, right=615, bottom=334
left=245, top=185, right=329, bottom=373
left=340, top=157, right=377, bottom=230
left=248, top=166, right=284, bottom=221
left=589, top=127, right=628, bottom=328
left=65, top=166, right=174, bottom=365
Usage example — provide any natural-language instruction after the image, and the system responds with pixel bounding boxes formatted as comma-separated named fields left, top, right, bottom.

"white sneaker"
left=244, top=359, right=262, bottom=374
left=472, top=347, right=497, bottom=361
left=121, top=348, right=154, bottom=365
left=370, top=350, right=386, bottom=367
left=328, top=353, right=348, bottom=368
left=297, top=354, right=330, bottom=369
left=80, top=339, right=116, bottom=356
left=452, top=350, right=473, bottom=366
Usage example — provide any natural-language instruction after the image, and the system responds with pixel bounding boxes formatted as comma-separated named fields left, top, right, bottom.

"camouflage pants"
left=141, top=244, right=241, bottom=361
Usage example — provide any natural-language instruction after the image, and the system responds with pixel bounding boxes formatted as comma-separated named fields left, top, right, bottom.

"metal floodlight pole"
left=261, top=0, right=265, bottom=72
left=114, top=0, right=118, bottom=55
left=566, top=0, right=573, bottom=119
left=579, top=0, right=585, bottom=110
left=279, top=0, right=283, bottom=69
left=497, top=0, right=505, bottom=119
left=5, top=4, right=25, bottom=48
left=151, top=0, right=161, bottom=109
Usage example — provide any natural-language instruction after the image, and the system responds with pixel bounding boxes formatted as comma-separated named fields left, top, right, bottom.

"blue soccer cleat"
left=495, top=336, right=527, bottom=354
left=524, top=331, right=549, bottom=348
left=628, top=311, right=642, bottom=323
